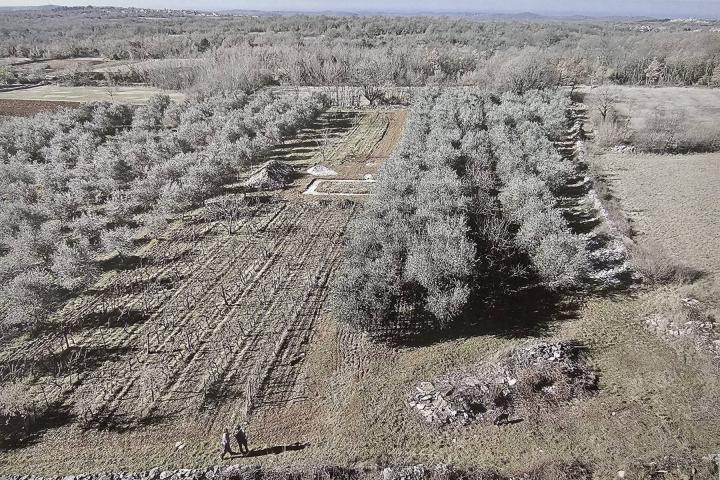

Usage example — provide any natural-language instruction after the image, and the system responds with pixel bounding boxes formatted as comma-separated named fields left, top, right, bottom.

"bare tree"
left=592, top=86, right=616, bottom=123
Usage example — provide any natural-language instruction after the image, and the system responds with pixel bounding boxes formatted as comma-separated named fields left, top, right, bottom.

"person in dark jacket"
left=234, top=424, right=249, bottom=454
left=220, top=428, right=232, bottom=459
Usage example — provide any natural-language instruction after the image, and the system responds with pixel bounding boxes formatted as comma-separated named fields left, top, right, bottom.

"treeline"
left=2, top=8, right=720, bottom=89
left=0, top=92, right=330, bottom=334
left=336, top=89, right=586, bottom=336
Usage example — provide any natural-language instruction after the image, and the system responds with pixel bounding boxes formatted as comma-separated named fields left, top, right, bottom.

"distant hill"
left=0, top=4, right=699, bottom=22
left=0, top=4, right=58, bottom=11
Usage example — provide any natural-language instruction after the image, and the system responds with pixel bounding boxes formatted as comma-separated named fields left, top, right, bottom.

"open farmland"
left=581, top=86, right=720, bottom=132
left=2, top=86, right=719, bottom=480
left=0, top=85, right=185, bottom=105
left=3, top=6, right=720, bottom=479
left=0, top=107, right=406, bottom=474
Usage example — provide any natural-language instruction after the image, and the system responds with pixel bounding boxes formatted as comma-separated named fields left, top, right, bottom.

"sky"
left=1, top=0, right=720, bottom=18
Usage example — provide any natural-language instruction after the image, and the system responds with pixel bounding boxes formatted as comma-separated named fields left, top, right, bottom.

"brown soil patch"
left=368, top=110, right=407, bottom=160
left=0, top=98, right=80, bottom=117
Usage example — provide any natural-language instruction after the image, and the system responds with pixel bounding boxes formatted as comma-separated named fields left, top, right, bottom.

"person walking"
left=220, top=427, right=232, bottom=460
left=234, top=424, right=249, bottom=455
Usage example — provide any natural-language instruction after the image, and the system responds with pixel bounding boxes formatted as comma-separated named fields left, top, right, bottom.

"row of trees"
left=122, top=39, right=720, bottom=95
left=336, top=89, right=586, bottom=336
left=0, top=92, right=330, bottom=335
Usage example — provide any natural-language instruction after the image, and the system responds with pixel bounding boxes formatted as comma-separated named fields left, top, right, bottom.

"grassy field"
left=0, top=85, right=185, bottom=105
left=594, top=152, right=720, bottom=276
left=580, top=85, right=720, bottom=132
left=88, top=58, right=203, bottom=75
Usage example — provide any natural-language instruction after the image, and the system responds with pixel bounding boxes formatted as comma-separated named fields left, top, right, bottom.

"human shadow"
left=230, top=442, right=309, bottom=458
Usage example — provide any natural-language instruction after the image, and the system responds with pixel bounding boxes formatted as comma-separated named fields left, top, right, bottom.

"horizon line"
left=2, top=3, right=718, bottom=20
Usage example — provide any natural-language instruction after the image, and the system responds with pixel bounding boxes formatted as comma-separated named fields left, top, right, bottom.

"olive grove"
left=336, top=89, right=586, bottom=336
left=0, top=92, right=330, bottom=334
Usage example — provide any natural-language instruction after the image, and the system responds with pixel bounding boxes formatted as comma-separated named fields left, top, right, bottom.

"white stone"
left=307, top=165, right=338, bottom=177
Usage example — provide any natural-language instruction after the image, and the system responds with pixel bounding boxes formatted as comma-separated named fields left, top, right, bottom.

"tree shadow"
left=404, top=285, right=580, bottom=348
left=368, top=275, right=581, bottom=348
left=97, top=252, right=146, bottom=272
left=82, top=411, right=166, bottom=433
left=0, top=403, right=74, bottom=451
left=32, top=344, right=136, bottom=378
left=73, top=307, right=152, bottom=332
left=96, top=248, right=194, bottom=275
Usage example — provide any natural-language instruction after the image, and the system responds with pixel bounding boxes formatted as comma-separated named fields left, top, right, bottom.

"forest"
left=1, top=7, right=720, bottom=93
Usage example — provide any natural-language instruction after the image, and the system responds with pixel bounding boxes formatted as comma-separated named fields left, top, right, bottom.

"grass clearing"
left=0, top=85, right=185, bottom=105
left=593, top=152, right=720, bottom=277
left=252, top=293, right=720, bottom=478
left=581, top=85, right=720, bottom=153
left=581, top=86, right=720, bottom=132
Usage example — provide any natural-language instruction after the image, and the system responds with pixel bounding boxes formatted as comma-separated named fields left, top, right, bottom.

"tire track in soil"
left=151, top=204, right=326, bottom=417
left=248, top=205, right=356, bottom=411
left=140, top=202, right=313, bottom=414
left=0, top=227, right=229, bottom=416
left=0, top=229, right=221, bottom=412
left=194, top=204, right=344, bottom=430
left=194, top=213, right=324, bottom=402
left=186, top=204, right=348, bottom=432
left=0, top=222, right=217, bottom=367
left=84, top=202, right=293, bottom=421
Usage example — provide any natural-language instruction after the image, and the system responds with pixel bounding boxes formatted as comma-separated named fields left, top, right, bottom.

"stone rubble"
left=408, top=341, right=598, bottom=426
left=610, top=145, right=637, bottom=154
left=645, top=299, right=719, bottom=357
left=3, top=465, right=259, bottom=480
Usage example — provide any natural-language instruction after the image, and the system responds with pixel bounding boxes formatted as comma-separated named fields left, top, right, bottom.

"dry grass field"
left=88, top=58, right=202, bottom=75
left=0, top=85, right=185, bottom=105
left=580, top=85, right=720, bottom=132
left=595, top=152, right=720, bottom=276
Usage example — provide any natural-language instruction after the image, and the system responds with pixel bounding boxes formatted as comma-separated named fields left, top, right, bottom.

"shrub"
left=0, top=378, right=55, bottom=446
left=590, top=107, right=631, bottom=149
left=628, top=242, right=703, bottom=285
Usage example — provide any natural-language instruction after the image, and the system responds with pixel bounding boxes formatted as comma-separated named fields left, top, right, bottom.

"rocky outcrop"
left=244, top=160, right=295, bottom=190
